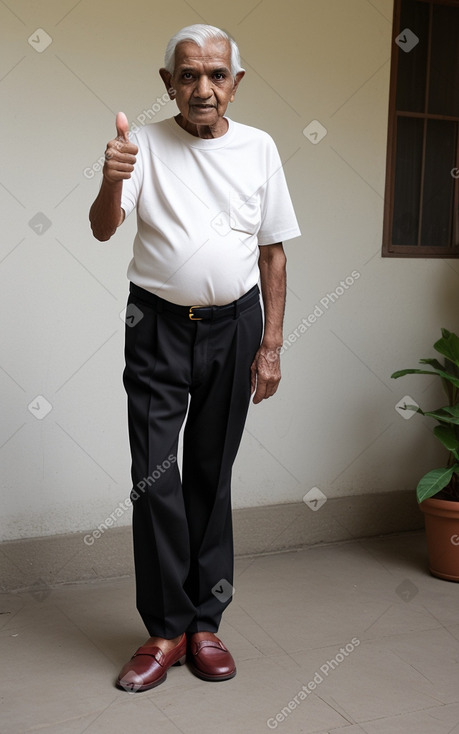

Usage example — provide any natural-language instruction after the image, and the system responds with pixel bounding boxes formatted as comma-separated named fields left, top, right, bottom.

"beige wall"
left=0, top=0, right=453, bottom=541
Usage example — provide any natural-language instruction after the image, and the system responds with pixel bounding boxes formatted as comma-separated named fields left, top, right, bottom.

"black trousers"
left=123, top=283, right=263, bottom=638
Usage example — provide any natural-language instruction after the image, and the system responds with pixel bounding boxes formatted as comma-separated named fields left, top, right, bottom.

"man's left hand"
left=250, top=344, right=281, bottom=404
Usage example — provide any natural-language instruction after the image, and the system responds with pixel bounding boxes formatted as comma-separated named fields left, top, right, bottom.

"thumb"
left=116, top=111, right=130, bottom=142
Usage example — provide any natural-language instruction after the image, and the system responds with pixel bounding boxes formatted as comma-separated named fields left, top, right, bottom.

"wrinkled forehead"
left=174, top=38, right=232, bottom=71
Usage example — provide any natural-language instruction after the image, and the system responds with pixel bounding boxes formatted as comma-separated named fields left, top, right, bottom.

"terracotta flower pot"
left=420, top=498, right=459, bottom=581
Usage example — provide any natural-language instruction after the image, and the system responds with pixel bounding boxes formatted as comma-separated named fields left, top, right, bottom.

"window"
left=383, top=0, right=459, bottom=257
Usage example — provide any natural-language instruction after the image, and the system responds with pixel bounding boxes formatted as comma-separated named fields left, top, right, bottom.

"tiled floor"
left=1, top=531, right=459, bottom=734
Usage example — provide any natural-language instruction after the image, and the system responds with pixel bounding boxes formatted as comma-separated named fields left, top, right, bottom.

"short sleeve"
left=257, top=137, right=301, bottom=245
left=120, top=131, right=142, bottom=218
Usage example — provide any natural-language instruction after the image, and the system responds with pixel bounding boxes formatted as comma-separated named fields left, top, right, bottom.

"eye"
left=213, top=72, right=226, bottom=81
left=181, top=72, right=193, bottom=80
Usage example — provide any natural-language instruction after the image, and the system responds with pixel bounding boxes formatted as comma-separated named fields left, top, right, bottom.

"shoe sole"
left=188, top=663, right=237, bottom=682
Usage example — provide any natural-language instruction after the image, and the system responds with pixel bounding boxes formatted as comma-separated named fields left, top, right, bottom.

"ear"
left=231, top=70, right=245, bottom=100
left=159, top=68, right=175, bottom=98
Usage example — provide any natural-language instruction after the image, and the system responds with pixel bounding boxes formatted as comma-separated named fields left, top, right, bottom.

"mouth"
left=191, top=104, right=215, bottom=109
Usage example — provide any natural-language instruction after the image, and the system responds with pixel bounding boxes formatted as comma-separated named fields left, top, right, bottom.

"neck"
left=174, top=114, right=228, bottom=139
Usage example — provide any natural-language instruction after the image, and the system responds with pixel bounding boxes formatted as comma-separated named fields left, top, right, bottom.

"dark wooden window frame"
left=382, top=0, right=459, bottom=257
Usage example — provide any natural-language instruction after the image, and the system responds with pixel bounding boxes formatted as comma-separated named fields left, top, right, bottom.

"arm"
left=250, top=242, right=287, bottom=404
left=89, top=112, right=137, bottom=242
left=89, top=180, right=126, bottom=242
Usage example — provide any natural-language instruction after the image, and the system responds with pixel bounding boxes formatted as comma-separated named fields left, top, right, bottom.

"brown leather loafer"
left=116, top=633, right=187, bottom=692
left=187, top=634, right=236, bottom=681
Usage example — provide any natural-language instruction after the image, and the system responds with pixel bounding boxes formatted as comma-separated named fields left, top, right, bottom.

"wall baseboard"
left=0, top=491, right=423, bottom=593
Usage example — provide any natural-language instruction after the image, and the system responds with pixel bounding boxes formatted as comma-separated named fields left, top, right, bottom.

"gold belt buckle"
left=189, top=306, right=203, bottom=321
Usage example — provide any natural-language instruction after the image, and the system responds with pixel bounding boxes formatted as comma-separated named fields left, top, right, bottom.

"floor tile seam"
left=355, top=700, right=457, bottom=726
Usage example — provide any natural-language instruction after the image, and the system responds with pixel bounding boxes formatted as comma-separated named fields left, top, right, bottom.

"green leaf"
left=419, top=358, right=445, bottom=371
left=440, top=379, right=456, bottom=406
left=416, top=359, right=458, bottom=402
left=445, top=357, right=459, bottom=380
left=442, top=359, right=459, bottom=406
left=434, top=330, right=459, bottom=367
left=433, top=424, right=459, bottom=453
left=439, top=406, right=459, bottom=416
left=424, top=406, right=459, bottom=425
left=418, top=356, right=459, bottom=380
left=391, top=369, right=420, bottom=379
left=390, top=368, right=459, bottom=389
left=417, top=466, right=458, bottom=503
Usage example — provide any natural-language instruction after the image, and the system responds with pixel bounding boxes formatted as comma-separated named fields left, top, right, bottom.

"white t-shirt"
left=121, top=116, right=301, bottom=306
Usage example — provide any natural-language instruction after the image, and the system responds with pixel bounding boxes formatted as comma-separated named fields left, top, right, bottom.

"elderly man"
left=89, top=23, right=300, bottom=692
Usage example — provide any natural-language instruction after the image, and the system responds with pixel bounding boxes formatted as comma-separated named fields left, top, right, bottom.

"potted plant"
left=391, top=328, right=459, bottom=581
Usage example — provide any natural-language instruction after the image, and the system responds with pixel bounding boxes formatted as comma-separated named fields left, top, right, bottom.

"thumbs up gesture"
left=103, top=112, right=138, bottom=184
left=115, top=111, right=130, bottom=142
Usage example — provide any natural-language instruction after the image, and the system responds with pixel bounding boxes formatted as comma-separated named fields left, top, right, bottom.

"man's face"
left=160, top=38, right=244, bottom=135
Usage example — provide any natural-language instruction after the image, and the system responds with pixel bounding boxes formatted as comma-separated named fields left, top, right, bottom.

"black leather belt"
left=129, top=283, right=260, bottom=321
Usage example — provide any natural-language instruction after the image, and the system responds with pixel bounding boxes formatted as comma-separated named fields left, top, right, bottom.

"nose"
left=195, top=74, right=212, bottom=99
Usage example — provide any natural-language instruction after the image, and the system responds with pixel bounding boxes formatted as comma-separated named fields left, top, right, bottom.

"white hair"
left=163, top=24, right=244, bottom=77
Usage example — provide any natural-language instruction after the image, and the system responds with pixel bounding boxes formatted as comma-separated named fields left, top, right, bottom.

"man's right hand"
left=103, top=112, right=138, bottom=184
left=89, top=112, right=138, bottom=240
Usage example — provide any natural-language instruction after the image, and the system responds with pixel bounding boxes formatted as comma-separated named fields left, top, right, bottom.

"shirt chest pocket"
left=229, top=192, right=261, bottom=235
